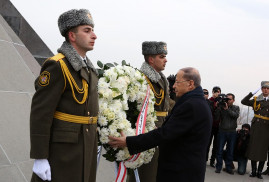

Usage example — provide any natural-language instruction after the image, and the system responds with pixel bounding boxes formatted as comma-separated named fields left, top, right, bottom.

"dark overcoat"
left=127, top=86, right=212, bottom=182
left=241, top=92, right=269, bottom=161
left=30, top=54, right=98, bottom=182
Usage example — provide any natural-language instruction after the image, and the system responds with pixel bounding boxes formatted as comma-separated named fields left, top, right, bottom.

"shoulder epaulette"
left=42, top=53, right=65, bottom=66
left=49, top=53, right=65, bottom=62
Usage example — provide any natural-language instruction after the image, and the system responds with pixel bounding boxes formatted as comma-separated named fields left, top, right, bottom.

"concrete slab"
left=0, top=144, right=10, bottom=166
left=0, top=16, right=12, bottom=42
left=0, top=92, right=31, bottom=164
left=17, top=160, right=34, bottom=182
left=0, top=42, right=35, bottom=92
left=14, top=44, right=40, bottom=77
left=0, top=165, right=27, bottom=182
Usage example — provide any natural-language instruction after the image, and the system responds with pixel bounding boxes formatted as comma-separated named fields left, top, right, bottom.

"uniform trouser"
left=267, top=148, right=269, bottom=168
left=206, top=127, right=219, bottom=163
left=127, top=148, right=159, bottom=182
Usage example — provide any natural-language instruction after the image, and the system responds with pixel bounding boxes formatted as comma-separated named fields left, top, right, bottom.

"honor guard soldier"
left=127, top=41, right=171, bottom=182
left=30, top=9, right=99, bottom=182
left=241, top=81, right=269, bottom=179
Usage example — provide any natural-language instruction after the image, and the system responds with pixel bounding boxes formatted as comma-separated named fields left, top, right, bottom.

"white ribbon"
left=96, top=145, right=102, bottom=172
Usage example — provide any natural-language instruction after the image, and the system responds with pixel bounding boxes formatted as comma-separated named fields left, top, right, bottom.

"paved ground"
left=205, top=161, right=269, bottom=182
left=96, top=150, right=269, bottom=182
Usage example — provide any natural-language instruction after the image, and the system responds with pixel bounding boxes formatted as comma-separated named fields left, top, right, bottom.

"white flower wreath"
left=97, top=65, right=157, bottom=169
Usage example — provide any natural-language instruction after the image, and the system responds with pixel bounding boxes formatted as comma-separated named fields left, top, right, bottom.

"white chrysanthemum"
left=98, top=65, right=157, bottom=169
left=98, top=116, right=108, bottom=126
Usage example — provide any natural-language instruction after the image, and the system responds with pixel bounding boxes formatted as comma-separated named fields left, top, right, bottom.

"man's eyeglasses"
left=175, top=80, right=190, bottom=84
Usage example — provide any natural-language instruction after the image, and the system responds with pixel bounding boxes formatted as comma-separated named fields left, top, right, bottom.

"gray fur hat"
left=261, top=81, right=269, bottom=88
left=58, top=9, right=94, bottom=36
left=142, top=41, right=167, bottom=55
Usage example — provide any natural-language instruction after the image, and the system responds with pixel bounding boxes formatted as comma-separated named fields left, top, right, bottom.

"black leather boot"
left=257, top=161, right=265, bottom=179
left=250, top=161, right=257, bottom=177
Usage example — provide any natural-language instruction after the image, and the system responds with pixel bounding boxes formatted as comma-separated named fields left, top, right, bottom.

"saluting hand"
left=108, top=131, right=127, bottom=148
left=252, top=87, right=261, bottom=95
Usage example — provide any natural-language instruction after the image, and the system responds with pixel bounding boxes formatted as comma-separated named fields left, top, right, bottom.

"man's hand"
left=33, top=159, right=51, bottom=181
left=252, top=87, right=261, bottom=95
left=223, top=102, right=228, bottom=110
left=108, top=131, right=127, bottom=148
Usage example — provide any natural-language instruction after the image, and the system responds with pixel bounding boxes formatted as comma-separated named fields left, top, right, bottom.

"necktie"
left=265, top=98, right=267, bottom=101
left=83, top=59, right=89, bottom=71
left=83, top=59, right=87, bottom=66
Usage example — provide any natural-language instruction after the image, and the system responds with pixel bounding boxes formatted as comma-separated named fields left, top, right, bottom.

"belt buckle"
left=89, top=117, right=93, bottom=124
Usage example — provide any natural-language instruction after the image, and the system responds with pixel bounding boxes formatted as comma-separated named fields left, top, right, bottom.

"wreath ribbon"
left=116, top=85, right=150, bottom=182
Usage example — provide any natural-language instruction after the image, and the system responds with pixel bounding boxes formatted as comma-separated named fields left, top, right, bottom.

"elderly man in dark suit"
left=109, top=67, right=212, bottom=182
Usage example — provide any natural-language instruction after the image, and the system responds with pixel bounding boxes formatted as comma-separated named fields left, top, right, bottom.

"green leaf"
left=122, top=60, right=127, bottom=66
left=114, top=62, right=118, bottom=66
left=113, top=94, right=123, bottom=100
left=97, top=69, right=104, bottom=78
left=97, top=60, right=103, bottom=68
left=105, top=63, right=115, bottom=68
left=111, top=88, right=120, bottom=92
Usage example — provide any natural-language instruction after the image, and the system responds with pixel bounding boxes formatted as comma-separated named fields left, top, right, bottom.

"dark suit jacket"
left=127, top=86, right=212, bottom=182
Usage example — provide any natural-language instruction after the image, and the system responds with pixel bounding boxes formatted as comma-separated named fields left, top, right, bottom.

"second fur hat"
left=142, top=41, right=167, bottom=55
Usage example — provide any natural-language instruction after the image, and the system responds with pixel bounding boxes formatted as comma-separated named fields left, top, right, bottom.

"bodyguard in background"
left=30, top=9, right=98, bottom=182
left=241, top=81, right=269, bottom=179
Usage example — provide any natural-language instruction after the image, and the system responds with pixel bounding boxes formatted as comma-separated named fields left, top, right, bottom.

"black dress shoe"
left=215, top=169, right=221, bottom=173
left=210, top=162, right=215, bottom=168
left=257, top=172, right=263, bottom=179
left=249, top=172, right=256, bottom=177
left=226, top=169, right=234, bottom=175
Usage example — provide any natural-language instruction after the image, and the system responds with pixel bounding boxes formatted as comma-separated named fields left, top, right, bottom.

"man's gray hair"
left=180, top=67, right=201, bottom=87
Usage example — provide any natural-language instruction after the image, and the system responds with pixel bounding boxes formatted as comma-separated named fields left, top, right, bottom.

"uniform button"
left=88, top=111, right=90, bottom=116
left=86, top=128, right=89, bottom=132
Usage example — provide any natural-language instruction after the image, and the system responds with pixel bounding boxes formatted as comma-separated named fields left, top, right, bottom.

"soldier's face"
left=71, top=25, right=97, bottom=53
left=262, top=87, right=269, bottom=97
left=149, top=54, right=167, bottom=72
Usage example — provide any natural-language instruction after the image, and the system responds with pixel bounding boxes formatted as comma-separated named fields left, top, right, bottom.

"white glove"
left=252, top=87, right=261, bottom=95
left=33, top=159, right=51, bottom=181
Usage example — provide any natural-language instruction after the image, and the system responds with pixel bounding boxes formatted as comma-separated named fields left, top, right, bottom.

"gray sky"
left=10, top=0, right=269, bottom=107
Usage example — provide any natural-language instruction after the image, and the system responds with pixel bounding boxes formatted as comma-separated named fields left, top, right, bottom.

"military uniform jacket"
left=140, top=62, right=170, bottom=127
left=126, top=62, right=170, bottom=182
left=30, top=42, right=99, bottom=182
left=241, top=92, right=269, bottom=161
